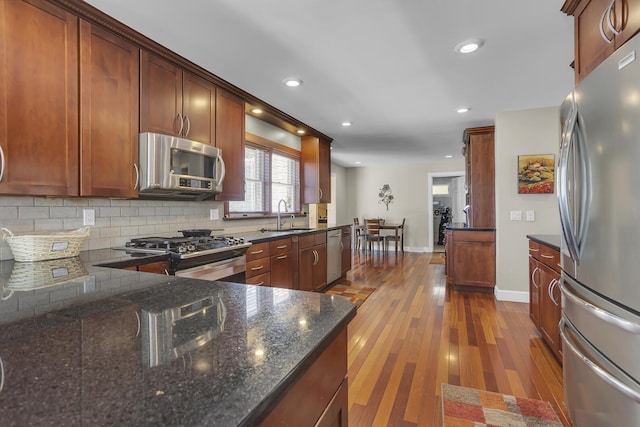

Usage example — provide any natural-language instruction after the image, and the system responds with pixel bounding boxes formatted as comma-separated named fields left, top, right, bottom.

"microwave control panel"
left=179, top=178, right=212, bottom=189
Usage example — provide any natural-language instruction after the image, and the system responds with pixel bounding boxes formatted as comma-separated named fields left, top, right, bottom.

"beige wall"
left=495, top=107, right=561, bottom=300
left=345, top=160, right=464, bottom=251
left=331, top=163, right=350, bottom=225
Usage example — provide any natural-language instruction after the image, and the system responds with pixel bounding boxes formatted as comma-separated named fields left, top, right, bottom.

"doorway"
left=427, top=171, right=465, bottom=253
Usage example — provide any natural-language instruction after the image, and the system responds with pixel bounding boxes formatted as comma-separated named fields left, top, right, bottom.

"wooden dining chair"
left=384, top=218, right=406, bottom=253
left=353, top=217, right=364, bottom=251
left=364, top=218, right=384, bottom=253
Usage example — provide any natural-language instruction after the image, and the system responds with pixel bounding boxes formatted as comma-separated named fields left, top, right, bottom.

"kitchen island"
left=445, top=222, right=496, bottom=290
left=0, top=250, right=355, bottom=426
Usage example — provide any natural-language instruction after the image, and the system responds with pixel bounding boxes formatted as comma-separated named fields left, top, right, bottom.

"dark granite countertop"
left=237, top=224, right=350, bottom=243
left=446, top=222, right=496, bottom=231
left=0, top=250, right=355, bottom=426
left=526, top=234, right=561, bottom=251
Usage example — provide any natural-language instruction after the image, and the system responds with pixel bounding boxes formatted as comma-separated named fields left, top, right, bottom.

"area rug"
left=441, top=384, right=562, bottom=427
left=430, top=253, right=445, bottom=264
left=324, top=283, right=375, bottom=308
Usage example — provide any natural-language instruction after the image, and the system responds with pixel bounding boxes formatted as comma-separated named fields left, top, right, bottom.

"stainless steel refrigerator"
left=559, top=32, right=640, bottom=426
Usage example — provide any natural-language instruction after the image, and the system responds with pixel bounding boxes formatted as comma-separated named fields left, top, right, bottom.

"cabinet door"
left=140, top=51, right=182, bottom=136
left=271, top=252, right=293, bottom=289
left=574, top=0, right=617, bottom=83
left=80, top=22, right=139, bottom=197
left=467, top=128, right=495, bottom=228
left=182, top=72, right=215, bottom=145
left=529, top=256, right=541, bottom=328
left=0, top=0, right=79, bottom=196
left=539, top=263, right=562, bottom=360
left=612, top=0, right=640, bottom=48
left=215, top=89, right=245, bottom=201
left=313, top=243, right=327, bottom=292
left=299, top=246, right=315, bottom=292
left=137, top=260, right=169, bottom=274
left=301, top=136, right=332, bottom=204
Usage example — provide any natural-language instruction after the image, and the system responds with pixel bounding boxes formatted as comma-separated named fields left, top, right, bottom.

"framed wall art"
left=517, top=154, right=555, bottom=194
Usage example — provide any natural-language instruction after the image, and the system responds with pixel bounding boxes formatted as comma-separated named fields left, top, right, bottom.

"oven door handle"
left=174, top=255, right=246, bottom=282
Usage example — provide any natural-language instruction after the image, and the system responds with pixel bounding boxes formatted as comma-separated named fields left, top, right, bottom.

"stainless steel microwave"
left=138, top=132, right=225, bottom=200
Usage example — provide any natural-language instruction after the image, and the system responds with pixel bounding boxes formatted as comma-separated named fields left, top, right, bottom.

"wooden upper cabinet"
left=301, top=136, right=331, bottom=204
left=80, top=21, right=139, bottom=197
left=140, top=51, right=216, bottom=145
left=564, top=0, right=640, bottom=83
left=0, top=0, right=79, bottom=196
left=214, top=89, right=245, bottom=201
left=463, top=126, right=495, bottom=228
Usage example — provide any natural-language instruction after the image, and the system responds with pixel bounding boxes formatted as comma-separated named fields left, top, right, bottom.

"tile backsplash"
left=0, top=196, right=306, bottom=260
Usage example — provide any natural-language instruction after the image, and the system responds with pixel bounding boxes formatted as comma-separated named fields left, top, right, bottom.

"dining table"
left=352, top=221, right=404, bottom=254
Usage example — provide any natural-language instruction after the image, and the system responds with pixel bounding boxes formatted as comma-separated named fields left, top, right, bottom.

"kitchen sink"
left=259, top=227, right=313, bottom=233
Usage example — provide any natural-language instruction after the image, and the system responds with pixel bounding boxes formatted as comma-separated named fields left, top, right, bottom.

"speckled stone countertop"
left=0, top=249, right=356, bottom=426
left=526, top=234, right=561, bottom=251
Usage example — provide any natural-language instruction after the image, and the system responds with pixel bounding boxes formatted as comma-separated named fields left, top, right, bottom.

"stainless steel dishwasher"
left=326, top=229, right=342, bottom=284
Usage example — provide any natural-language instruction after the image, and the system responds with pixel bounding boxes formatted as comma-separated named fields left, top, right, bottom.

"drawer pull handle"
left=276, top=245, right=288, bottom=249
left=256, top=281, right=264, bottom=286
left=251, top=265, right=264, bottom=271
left=250, top=249, right=264, bottom=255
left=276, top=255, right=288, bottom=260
left=529, top=248, right=539, bottom=252
left=541, top=253, right=554, bottom=259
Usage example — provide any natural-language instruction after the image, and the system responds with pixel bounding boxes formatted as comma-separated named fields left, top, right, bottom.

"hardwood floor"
left=342, top=251, right=570, bottom=426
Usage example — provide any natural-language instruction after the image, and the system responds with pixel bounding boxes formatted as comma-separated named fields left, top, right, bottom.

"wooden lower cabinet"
left=137, top=260, right=169, bottom=275
left=528, top=238, right=562, bottom=363
left=260, top=329, right=348, bottom=426
left=445, top=229, right=495, bottom=289
left=298, top=232, right=327, bottom=292
left=270, top=237, right=293, bottom=289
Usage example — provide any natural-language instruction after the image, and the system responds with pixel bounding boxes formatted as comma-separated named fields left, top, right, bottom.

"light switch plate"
left=83, top=209, right=95, bottom=226
left=210, top=208, right=219, bottom=220
left=526, top=210, right=535, bottom=221
left=510, top=210, right=522, bottom=221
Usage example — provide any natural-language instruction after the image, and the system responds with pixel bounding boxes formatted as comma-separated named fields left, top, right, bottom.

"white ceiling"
left=84, top=0, right=575, bottom=167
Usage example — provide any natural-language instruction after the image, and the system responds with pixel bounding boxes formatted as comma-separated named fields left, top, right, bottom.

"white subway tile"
left=99, top=227, right=121, bottom=238
left=110, top=199, right=131, bottom=207
left=138, top=207, right=155, bottom=216
left=119, top=226, right=139, bottom=236
left=111, top=217, right=130, bottom=227
left=120, top=207, right=138, bottom=217
left=18, top=206, right=49, bottom=219
left=34, top=219, right=64, bottom=230
left=63, top=199, right=90, bottom=207
left=89, top=199, right=111, bottom=207
left=50, top=207, right=77, bottom=218
left=0, top=207, right=18, bottom=220
left=88, top=237, right=111, bottom=250
left=100, top=207, right=121, bottom=217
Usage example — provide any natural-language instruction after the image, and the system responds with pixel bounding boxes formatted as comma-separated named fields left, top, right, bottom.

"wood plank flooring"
left=342, top=251, right=571, bottom=426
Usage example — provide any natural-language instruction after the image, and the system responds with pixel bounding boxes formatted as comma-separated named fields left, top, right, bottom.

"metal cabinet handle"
left=276, top=245, right=288, bottom=249
left=164, top=269, right=169, bottom=276
left=135, top=311, right=141, bottom=338
left=606, top=0, right=621, bottom=35
left=541, top=253, right=554, bottom=259
left=529, top=248, right=539, bottom=252
left=250, top=249, right=264, bottom=255
left=0, top=145, right=5, bottom=183
left=176, top=114, right=184, bottom=135
left=600, top=1, right=615, bottom=44
left=255, top=281, right=264, bottom=286
left=531, top=266, right=540, bottom=287
left=312, top=250, right=318, bottom=266
left=251, top=265, right=265, bottom=271
left=184, top=115, right=191, bottom=137
left=0, top=355, right=4, bottom=394
left=276, top=255, right=288, bottom=260
left=548, top=279, right=560, bottom=306
left=560, top=319, right=640, bottom=403
left=217, top=155, right=226, bottom=187
left=340, top=241, right=344, bottom=251
left=133, top=163, right=140, bottom=190
left=319, top=188, right=323, bottom=200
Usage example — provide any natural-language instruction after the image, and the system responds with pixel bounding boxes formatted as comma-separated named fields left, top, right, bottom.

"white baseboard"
left=494, top=286, right=529, bottom=303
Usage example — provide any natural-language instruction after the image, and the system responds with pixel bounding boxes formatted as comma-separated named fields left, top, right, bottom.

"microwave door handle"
left=217, top=155, right=226, bottom=187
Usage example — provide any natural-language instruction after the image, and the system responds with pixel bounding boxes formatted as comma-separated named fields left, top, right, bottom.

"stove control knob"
left=187, top=244, right=196, bottom=252
left=177, top=245, right=187, bottom=254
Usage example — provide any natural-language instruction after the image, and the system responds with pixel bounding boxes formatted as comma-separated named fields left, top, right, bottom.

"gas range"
left=120, top=236, right=251, bottom=259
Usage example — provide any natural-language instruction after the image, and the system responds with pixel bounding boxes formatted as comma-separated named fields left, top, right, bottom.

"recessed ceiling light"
left=355, top=161, right=361, bottom=164
left=456, top=107, right=471, bottom=113
left=341, top=121, right=352, bottom=127
left=454, top=39, right=484, bottom=54
left=445, top=155, right=453, bottom=158
left=251, top=108, right=263, bottom=114
left=283, top=77, right=303, bottom=87
left=296, top=129, right=305, bottom=134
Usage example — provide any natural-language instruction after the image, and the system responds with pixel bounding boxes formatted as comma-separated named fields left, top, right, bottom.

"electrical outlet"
left=210, top=208, right=219, bottom=220
left=526, top=210, right=535, bottom=221
left=83, top=209, right=95, bottom=226
left=510, top=210, right=522, bottom=221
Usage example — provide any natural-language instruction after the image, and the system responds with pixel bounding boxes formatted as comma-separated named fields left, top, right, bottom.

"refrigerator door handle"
left=558, top=102, right=582, bottom=263
left=562, top=284, right=640, bottom=334
left=561, top=319, right=640, bottom=403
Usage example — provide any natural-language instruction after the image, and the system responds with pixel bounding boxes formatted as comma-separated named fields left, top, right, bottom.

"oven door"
left=174, top=255, right=246, bottom=283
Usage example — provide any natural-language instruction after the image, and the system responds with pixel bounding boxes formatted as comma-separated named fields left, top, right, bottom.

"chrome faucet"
left=277, top=199, right=287, bottom=231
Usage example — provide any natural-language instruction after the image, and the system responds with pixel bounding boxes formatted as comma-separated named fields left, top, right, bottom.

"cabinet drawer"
left=314, top=231, right=327, bottom=245
left=529, top=241, right=560, bottom=273
left=270, top=237, right=292, bottom=256
left=246, top=242, right=270, bottom=261
left=298, top=234, right=316, bottom=250
left=341, top=227, right=351, bottom=237
left=246, top=258, right=270, bottom=278
left=246, top=272, right=270, bottom=287
left=452, top=230, right=494, bottom=243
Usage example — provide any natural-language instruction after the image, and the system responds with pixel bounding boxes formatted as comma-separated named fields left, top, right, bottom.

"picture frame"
left=517, top=154, right=555, bottom=194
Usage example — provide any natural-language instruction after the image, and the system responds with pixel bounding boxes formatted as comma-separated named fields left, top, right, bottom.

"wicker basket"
left=6, top=256, right=89, bottom=290
left=1, top=227, right=90, bottom=262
